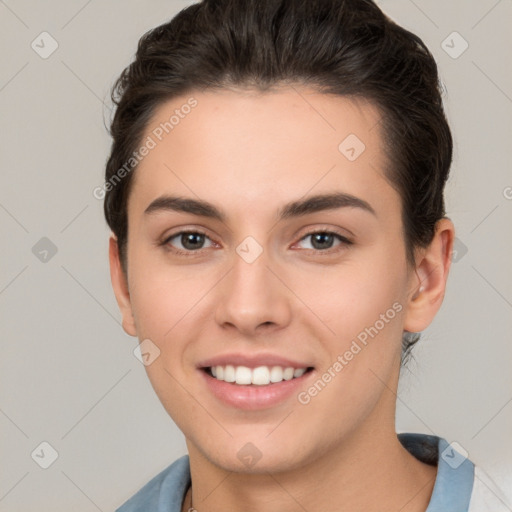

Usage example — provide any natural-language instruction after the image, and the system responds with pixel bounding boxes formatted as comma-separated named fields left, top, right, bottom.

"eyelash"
left=160, top=229, right=353, bottom=257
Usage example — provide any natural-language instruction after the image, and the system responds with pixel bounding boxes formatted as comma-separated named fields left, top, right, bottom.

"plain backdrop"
left=1, top=0, right=511, bottom=510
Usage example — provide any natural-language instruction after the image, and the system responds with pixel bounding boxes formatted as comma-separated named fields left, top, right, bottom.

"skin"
left=109, top=86, right=455, bottom=512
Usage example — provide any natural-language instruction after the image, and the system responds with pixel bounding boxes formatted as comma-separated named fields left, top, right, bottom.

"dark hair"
left=103, top=0, right=452, bottom=362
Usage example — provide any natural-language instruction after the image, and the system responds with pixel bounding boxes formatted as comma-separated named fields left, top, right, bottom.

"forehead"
left=128, top=86, right=396, bottom=218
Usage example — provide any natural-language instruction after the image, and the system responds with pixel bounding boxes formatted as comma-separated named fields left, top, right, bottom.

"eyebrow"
left=144, top=192, right=376, bottom=221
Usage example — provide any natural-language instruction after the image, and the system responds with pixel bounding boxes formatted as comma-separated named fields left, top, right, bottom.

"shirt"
left=116, top=433, right=511, bottom=511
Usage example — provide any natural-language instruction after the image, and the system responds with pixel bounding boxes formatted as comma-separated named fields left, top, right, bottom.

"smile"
left=206, top=365, right=311, bottom=385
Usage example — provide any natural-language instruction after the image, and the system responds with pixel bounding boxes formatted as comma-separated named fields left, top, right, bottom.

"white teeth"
left=293, top=368, right=306, bottom=378
left=252, top=366, right=270, bottom=385
left=235, top=366, right=252, bottom=385
left=224, top=364, right=235, bottom=383
left=283, top=367, right=294, bottom=380
left=210, top=365, right=308, bottom=385
left=269, top=366, right=284, bottom=383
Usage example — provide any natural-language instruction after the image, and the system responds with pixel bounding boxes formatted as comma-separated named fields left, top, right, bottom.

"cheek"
left=127, top=265, right=209, bottom=427
left=129, top=278, right=180, bottom=341
left=291, top=260, right=406, bottom=432
left=289, top=254, right=406, bottom=343
left=127, top=278, right=187, bottom=380
left=127, top=251, right=220, bottom=383
left=127, top=242, right=203, bottom=337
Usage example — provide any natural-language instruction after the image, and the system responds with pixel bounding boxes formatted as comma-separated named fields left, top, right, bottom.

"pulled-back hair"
left=103, top=0, right=453, bottom=362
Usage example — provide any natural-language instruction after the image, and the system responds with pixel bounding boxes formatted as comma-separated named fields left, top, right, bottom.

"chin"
left=190, top=428, right=319, bottom=475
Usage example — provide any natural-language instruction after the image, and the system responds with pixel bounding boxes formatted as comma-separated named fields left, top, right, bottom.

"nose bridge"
left=214, top=238, right=291, bottom=333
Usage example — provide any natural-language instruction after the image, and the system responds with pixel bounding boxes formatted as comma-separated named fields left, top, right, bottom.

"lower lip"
left=200, top=369, right=314, bottom=410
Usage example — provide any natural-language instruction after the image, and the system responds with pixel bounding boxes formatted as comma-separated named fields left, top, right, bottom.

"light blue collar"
left=398, top=433, right=474, bottom=511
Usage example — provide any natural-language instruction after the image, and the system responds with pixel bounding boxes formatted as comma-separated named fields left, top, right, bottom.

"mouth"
left=199, top=359, right=316, bottom=410
left=203, top=365, right=315, bottom=386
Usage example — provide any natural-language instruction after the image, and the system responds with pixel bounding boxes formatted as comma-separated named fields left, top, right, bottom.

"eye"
left=295, top=230, right=352, bottom=251
left=163, top=230, right=215, bottom=253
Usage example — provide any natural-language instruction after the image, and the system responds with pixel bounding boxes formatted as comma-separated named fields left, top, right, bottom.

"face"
left=112, top=86, right=431, bottom=473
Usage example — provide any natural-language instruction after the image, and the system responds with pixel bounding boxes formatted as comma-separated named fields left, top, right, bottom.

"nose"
left=214, top=246, right=292, bottom=337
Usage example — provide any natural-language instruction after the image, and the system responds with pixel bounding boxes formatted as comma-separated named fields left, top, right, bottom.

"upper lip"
left=198, top=353, right=314, bottom=369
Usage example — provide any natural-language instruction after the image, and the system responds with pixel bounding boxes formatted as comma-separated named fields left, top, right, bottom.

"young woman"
left=104, top=0, right=510, bottom=510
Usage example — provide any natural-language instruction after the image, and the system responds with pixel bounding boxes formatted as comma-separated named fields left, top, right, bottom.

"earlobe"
left=403, top=218, right=455, bottom=333
left=108, top=235, right=137, bottom=337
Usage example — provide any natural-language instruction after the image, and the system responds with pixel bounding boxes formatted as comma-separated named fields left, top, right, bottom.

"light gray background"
left=1, top=0, right=511, bottom=510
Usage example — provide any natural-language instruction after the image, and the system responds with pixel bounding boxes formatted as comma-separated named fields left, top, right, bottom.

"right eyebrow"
left=144, top=196, right=226, bottom=222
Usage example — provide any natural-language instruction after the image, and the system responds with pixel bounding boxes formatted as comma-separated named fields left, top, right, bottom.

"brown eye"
left=164, top=231, right=214, bottom=253
left=180, top=232, right=206, bottom=250
left=296, top=231, right=352, bottom=251
left=310, top=232, right=335, bottom=250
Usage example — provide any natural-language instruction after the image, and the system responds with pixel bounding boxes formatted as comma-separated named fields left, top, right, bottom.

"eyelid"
left=160, top=224, right=213, bottom=242
left=293, top=223, right=353, bottom=242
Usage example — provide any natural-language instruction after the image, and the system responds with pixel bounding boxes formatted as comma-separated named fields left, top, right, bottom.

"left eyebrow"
left=278, top=192, right=376, bottom=219
left=143, top=192, right=376, bottom=221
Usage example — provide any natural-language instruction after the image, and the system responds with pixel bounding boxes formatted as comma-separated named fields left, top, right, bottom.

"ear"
left=109, top=235, right=137, bottom=337
left=403, top=218, right=455, bottom=333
